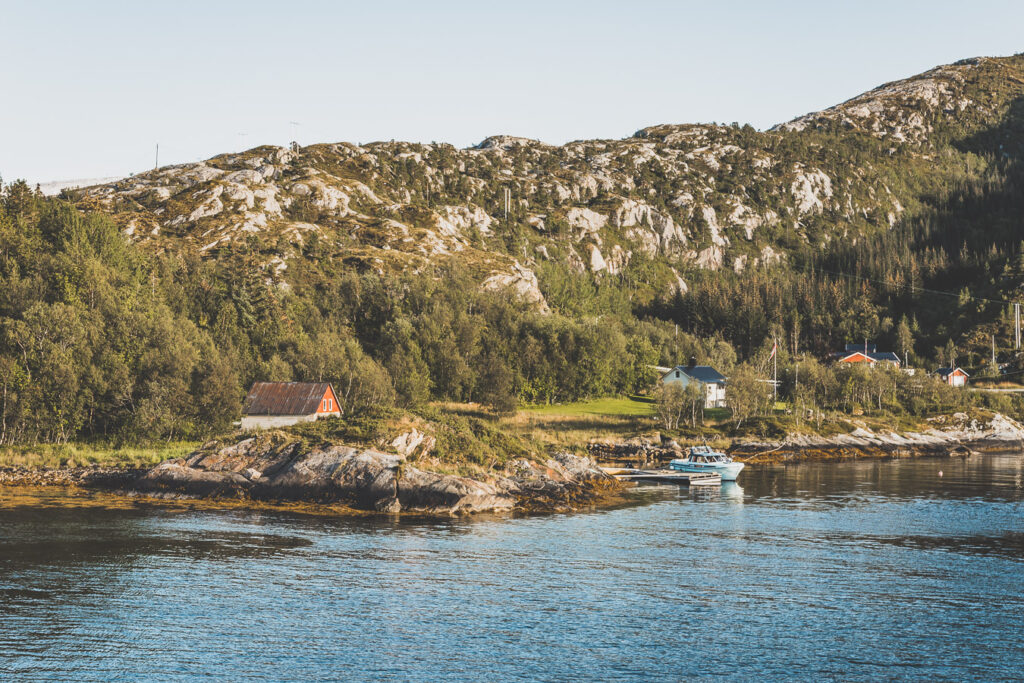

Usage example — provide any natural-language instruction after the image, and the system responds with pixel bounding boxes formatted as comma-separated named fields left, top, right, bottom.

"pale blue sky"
left=2, top=0, right=1023, bottom=183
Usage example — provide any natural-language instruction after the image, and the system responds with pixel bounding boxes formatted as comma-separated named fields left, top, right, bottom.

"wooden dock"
left=601, top=467, right=722, bottom=486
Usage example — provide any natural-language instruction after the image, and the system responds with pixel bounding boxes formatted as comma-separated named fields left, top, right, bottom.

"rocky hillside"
left=6, top=53, right=1024, bottom=448
left=777, top=56, right=1024, bottom=145
left=68, top=55, right=1024, bottom=313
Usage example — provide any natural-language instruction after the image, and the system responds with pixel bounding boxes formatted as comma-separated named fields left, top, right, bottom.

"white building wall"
left=240, top=413, right=320, bottom=430
left=662, top=373, right=726, bottom=409
left=662, top=369, right=690, bottom=387
left=705, top=383, right=726, bottom=409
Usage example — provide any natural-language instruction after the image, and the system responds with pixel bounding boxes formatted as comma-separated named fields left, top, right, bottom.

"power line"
left=794, top=261, right=1024, bottom=348
left=793, top=262, right=1022, bottom=307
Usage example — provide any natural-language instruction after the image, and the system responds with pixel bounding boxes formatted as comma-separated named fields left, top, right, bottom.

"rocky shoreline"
left=0, top=466, right=147, bottom=489
left=0, top=431, right=621, bottom=515
left=730, top=412, right=1024, bottom=464
left=587, top=412, right=1024, bottom=467
left=6, top=413, right=1023, bottom=513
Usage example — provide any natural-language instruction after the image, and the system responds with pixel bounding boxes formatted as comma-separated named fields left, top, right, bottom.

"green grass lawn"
left=0, top=442, right=198, bottom=469
left=521, top=396, right=657, bottom=417
left=703, top=407, right=731, bottom=421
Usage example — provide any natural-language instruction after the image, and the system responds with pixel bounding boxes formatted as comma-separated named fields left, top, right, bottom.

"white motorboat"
left=668, top=445, right=745, bottom=481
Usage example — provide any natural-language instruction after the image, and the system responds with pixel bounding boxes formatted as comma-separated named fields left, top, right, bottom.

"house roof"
left=834, top=350, right=901, bottom=364
left=242, top=381, right=334, bottom=416
left=665, top=365, right=727, bottom=384
left=935, top=367, right=970, bottom=378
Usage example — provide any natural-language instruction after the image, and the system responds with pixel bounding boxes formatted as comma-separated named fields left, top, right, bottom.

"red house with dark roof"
left=832, top=343, right=902, bottom=368
left=240, top=381, right=341, bottom=430
left=935, top=367, right=969, bottom=387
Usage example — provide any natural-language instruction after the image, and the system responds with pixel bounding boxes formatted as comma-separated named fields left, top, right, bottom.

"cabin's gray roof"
left=935, top=367, right=970, bottom=377
left=242, top=382, right=333, bottom=415
left=868, top=352, right=901, bottom=363
left=667, top=365, right=727, bottom=384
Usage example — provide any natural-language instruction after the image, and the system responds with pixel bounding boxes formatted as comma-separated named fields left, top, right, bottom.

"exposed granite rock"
left=130, top=432, right=616, bottom=514
left=395, top=467, right=512, bottom=514
left=481, top=261, right=549, bottom=313
left=65, top=56, right=1022, bottom=306
left=586, top=413, right=1024, bottom=467
left=730, top=412, right=1024, bottom=462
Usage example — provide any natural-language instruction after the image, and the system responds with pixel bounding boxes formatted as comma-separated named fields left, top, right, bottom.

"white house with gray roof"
left=661, top=362, right=727, bottom=409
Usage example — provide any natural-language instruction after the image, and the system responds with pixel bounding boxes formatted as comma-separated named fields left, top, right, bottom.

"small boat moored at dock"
left=669, top=445, right=745, bottom=481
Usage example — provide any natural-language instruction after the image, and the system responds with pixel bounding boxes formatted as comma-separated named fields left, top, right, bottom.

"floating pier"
left=601, top=467, right=722, bottom=486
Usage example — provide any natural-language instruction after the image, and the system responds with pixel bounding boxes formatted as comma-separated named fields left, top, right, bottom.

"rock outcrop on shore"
left=586, top=412, right=1024, bottom=467
left=730, top=412, right=1024, bottom=462
left=132, top=432, right=617, bottom=514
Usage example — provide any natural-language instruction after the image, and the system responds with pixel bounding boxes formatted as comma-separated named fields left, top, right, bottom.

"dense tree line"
left=0, top=185, right=667, bottom=444
left=0, top=182, right=239, bottom=444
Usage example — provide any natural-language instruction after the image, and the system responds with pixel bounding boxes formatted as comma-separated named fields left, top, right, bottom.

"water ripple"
left=1, top=454, right=1024, bottom=681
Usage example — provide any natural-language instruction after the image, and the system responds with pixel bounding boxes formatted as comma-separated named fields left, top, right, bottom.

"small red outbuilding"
left=240, top=381, right=341, bottom=430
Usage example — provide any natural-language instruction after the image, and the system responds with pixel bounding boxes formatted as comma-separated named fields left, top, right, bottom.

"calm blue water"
left=2, top=454, right=1023, bottom=681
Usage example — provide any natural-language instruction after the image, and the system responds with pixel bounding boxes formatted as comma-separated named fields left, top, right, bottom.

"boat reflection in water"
left=686, top=481, right=744, bottom=503
left=720, top=481, right=744, bottom=501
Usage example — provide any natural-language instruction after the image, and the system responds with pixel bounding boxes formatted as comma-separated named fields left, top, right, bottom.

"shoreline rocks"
left=9, top=413, right=1022, bottom=512
left=0, top=466, right=147, bottom=489
left=128, top=432, right=619, bottom=515
left=586, top=412, right=1024, bottom=467
left=730, top=412, right=1024, bottom=464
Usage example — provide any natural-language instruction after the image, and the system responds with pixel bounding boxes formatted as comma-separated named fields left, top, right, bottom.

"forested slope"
left=3, top=53, right=1024, bottom=444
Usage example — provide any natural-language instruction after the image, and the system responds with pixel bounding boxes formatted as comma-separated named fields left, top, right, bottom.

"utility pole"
left=155, top=143, right=159, bottom=171
left=504, top=187, right=510, bottom=221
left=992, top=335, right=997, bottom=366
left=773, top=337, right=778, bottom=404
left=1016, top=303, right=1021, bottom=350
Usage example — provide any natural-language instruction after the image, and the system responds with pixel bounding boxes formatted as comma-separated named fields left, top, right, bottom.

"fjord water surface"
left=2, top=454, right=1023, bottom=681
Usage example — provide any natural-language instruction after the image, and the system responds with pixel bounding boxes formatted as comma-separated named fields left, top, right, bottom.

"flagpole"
left=773, top=337, right=778, bottom=404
